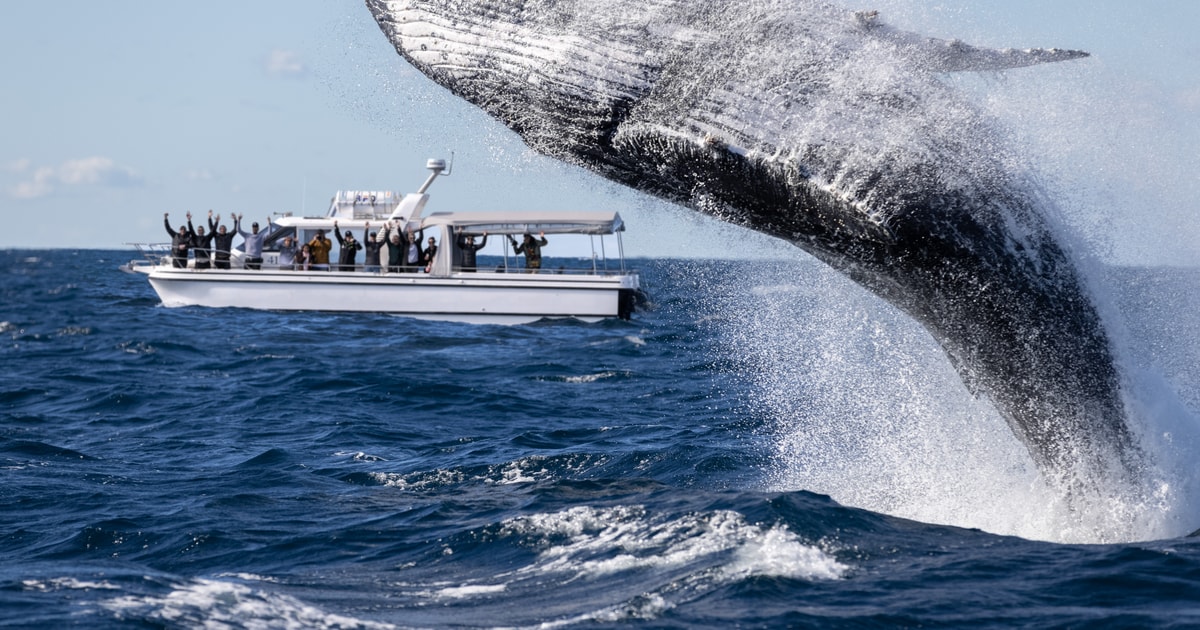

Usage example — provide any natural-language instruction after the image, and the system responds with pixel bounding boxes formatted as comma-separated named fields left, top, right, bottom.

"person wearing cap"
left=509, top=231, right=548, bottom=273
left=235, top=213, right=272, bottom=270
left=307, top=228, right=332, bottom=271
left=333, top=220, right=362, bottom=271
left=362, top=222, right=382, bottom=273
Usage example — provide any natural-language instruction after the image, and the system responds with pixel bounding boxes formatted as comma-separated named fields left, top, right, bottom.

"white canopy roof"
left=272, top=210, right=625, bottom=237
left=420, top=210, right=625, bottom=235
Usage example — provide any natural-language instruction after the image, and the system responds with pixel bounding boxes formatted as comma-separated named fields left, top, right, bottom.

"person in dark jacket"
left=509, top=232, right=548, bottom=272
left=163, top=212, right=193, bottom=268
left=189, top=210, right=216, bottom=270
left=333, top=221, right=363, bottom=271
left=363, top=222, right=382, bottom=273
left=422, top=236, right=438, bottom=272
left=379, top=221, right=424, bottom=273
left=456, top=228, right=488, bottom=272
left=380, top=224, right=404, bottom=273
left=211, top=214, right=236, bottom=270
left=297, top=243, right=313, bottom=271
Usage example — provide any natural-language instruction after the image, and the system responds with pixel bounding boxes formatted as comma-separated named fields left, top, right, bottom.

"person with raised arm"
left=363, top=222, right=382, bottom=273
left=422, top=235, right=438, bottom=272
left=456, top=227, right=488, bottom=272
left=509, top=232, right=548, bottom=273
left=277, top=235, right=298, bottom=270
left=163, top=212, right=194, bottom=269
left=189, top=210, right=216, bottom=270
left=235, top=213, right=271, bottom=270
left=210, top=213, right=236, bottom=270
left=333, top=220, right=363, bottom=271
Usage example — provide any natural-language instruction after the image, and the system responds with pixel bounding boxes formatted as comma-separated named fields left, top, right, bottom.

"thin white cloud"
left=11, top=167, right=55, bottom=199
left=185, top=168, right=215, bottom=181
left=7, top=157, right=143, bottom=199
left=3, top=158, right=31, bottom=173
left=266, top=49, right=306, bottom=77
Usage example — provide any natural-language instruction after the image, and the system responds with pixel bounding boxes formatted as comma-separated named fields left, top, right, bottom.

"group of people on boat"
left=164, top=211, right=259, bottom=270
left=164, top=212, right=550, bottom=273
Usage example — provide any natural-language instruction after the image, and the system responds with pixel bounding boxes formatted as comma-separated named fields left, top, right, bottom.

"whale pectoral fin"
left=932, top=42, right=1090, bottom=72
left=864, top=18, right=1089, bottom=72
left=910, top=37, right=1088, bottom=72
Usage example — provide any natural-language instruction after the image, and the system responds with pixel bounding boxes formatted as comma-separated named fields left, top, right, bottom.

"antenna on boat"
left=417, top=152, right=454, bottom=194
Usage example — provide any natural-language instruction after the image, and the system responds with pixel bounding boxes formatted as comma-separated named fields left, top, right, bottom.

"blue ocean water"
left=3, top=248, right=1200, bottom=628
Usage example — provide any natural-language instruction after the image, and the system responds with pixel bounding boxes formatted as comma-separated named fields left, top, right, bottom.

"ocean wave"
left=97, top=577, right=396, bottom=630
left=6, top=251, right=1200, bottom=627
left=542, top=371, right=629, bottom=384
left=498, top=505, right=846, bottom=582
left=387, top=504, right=850, bottom=625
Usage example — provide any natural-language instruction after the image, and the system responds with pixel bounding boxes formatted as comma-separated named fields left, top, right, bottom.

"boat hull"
left=137, top=266, right=639, bottom=324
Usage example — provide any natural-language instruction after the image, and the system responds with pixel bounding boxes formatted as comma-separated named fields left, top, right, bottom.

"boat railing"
left=126, top=242, right=172, bottom=266
left=459, top=264, right=635, bottom=277
left=124, top=243, right=637, bottom=278
left=286, top=263, right=635, bottom=276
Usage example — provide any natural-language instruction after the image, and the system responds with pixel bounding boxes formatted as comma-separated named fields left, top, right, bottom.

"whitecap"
left=500, top=505, right=848, bottom=581
left=337, top=451, right=388, bottom=462
left=561, top=371, right=619, bottom=384
left=99, top=577, right=395, bottom=630
left=370, top=468, right=465, bottom=490
left=436, top=583, right=507, bottom=599
left=22, top=577, right=120, bottom=592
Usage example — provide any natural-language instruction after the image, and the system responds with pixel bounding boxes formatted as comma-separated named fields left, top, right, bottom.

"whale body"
left=366, top=0, right=1140, bottom=484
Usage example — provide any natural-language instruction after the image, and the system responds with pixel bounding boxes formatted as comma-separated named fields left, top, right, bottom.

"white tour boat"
left=121, top=160, right=642, bottom=324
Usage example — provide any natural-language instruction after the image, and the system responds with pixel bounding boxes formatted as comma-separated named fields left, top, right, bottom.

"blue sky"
left=1, top=1, right=1196, bottom=263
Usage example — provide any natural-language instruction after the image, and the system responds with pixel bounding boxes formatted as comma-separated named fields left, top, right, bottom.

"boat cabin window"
left=261, top=227, right=297, bottom=251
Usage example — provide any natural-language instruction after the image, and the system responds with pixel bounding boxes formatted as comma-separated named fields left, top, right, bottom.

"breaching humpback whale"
left=366, top=0, right=1141, bottom=485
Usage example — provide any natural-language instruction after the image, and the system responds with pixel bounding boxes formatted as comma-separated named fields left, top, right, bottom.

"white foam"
left=23, top=577, right=120, bottom=592
left=337, top=451, right=388, bottom=462
left=736, top=259, right=1200, bottom=543
left=500, top=505, right=847, bottom=581
left=536, top=593, right=673, bottom=628
left=437, top=583, right=507, bottom=599
left=404, top=505, right=843, bottom=624
left=723, top=525, right=847, bottom=581
left=99, top=577, right=395, bottom=629
left=370, top=468, right=465, bottom=490
left=370, top=455, right=600, bottom=491
left=494, top=459, right=543, bottom=485
left=562, top=371, right=620, bottom=383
